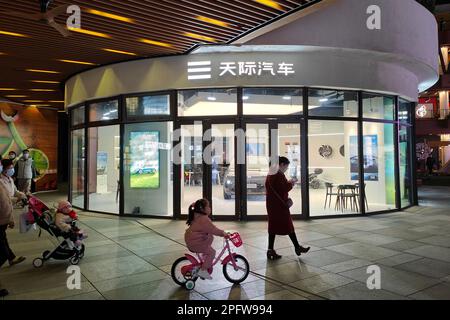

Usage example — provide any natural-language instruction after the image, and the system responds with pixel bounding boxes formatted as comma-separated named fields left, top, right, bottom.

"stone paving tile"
left=290, top=273, right=355, bottom=294
left=327, top=242, right=399, bottom=261
left=93, top=270, right=169, bottom=293
left=5, top=282, right=96, bottom=300
left=339, top=265, right=441, bottom=296
left=406, top=245, right=450, bottom=263
left=307, top=237, right=353, bottom=248
left=408, top=282, right=450, bottom=300
left=203, top=279, right=282, bottom=300
left=416, top=235, right=450, bottom=248
left=251, top=289, right=308, bottom=300
left=320, top=282, right=409, bottom=300
left=253, top=261, right=327, bottom=283
left=375, top=253, right=422, bottom=267
left=297, top=249, right=356, bottom=268
left=380, top=240, right=428, bottom=252
left=394, top=258, right=450, bottom=279
left=321, top=259, right=372, bottom=273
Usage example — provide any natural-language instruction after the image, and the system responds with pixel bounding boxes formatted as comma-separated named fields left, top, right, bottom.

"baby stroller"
left=25, top=196, right=86, bottom=267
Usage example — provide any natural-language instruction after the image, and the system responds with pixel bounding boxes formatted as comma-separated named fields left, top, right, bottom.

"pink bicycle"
left=171, top=232, right=250, bottom=290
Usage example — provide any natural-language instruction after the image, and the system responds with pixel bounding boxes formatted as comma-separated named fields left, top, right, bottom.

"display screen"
left=350, top=135, right=379, bottom=181
left=129, top=131, right=160, bottom=189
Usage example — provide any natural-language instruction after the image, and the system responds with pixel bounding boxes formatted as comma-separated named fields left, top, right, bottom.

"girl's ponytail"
left=186, top=199, right=208, bottom=226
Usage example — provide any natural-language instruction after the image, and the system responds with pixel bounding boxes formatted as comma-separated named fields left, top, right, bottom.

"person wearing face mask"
left=265, top=156, right=310, bottom=260
left=15, top=149, right=36, bottom=194
left=8, top=151, right=17, bottom=162
left=0, top=159, right=26, bottom=204
left=0, top=159, right=26, bottom=287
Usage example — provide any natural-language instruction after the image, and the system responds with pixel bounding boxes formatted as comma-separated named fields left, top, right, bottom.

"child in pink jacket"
left=184, top=199, right=228, bottom=280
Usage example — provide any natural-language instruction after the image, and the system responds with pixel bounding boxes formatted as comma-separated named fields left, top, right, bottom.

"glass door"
left=180, top=123, right=203, bottom=215
left=244, top=122, right=302, bottom=217
left=209, top=123, right=237, bottom=217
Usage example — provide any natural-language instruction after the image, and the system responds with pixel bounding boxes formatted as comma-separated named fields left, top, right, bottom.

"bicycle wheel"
left=171, top=257, right=197, bottom=286
left=223, top=254, right=249, bottom=284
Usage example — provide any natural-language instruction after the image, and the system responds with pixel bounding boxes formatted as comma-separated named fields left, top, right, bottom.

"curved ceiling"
left=0, top=0, right=318, bottom=110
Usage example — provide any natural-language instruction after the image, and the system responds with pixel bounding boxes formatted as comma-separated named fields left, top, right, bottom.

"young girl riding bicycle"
left=184, top=199, right=228, bottom=280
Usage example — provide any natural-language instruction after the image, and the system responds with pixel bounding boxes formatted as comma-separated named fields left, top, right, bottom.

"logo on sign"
left=187, top=61, right=212, bottom=80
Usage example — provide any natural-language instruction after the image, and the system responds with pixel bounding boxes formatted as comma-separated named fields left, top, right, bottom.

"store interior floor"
left=77, top=185, right=393, bottom=217
left=1, top=186, right=450, bottom=300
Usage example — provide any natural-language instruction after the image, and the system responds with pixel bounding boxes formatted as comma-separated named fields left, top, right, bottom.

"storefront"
left=65, top=0, right=439, bottom=219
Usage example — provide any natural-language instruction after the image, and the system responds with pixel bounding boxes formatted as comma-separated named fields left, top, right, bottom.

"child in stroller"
left=55, top=200, right=87, bottom=247
left=26, top=196, right=87, bottom=268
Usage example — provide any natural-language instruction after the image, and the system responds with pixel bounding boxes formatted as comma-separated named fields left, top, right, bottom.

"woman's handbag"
left=267, top=177, right=293, bottom=209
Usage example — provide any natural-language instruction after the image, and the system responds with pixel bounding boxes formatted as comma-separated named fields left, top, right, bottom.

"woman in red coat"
left=265, top=156, right=310, bottom=260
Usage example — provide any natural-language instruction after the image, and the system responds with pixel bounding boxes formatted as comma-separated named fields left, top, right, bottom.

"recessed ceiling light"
left=254, top=0, right=283, bottom=10
left=0, top=30, right=29, bottom=37
left=139, top=38, right=173, bottom=48
left=48, top=101, right=65, bottom=103
left=207, top=97, right=217, bottom=101
left=243, top=96, right=250, bottom=100
left=282, top=96, right=292, bottom=100
left=0, top=88, right=17, bottom=91
left=58, top=59, right=96, bottom=66
left=24, top=100, right=45, bottom=103
left=102, top=48, right=137, bottom=56
left=319, top=98, right=329, bottom=102
left=30, top=80, right=59, bottom=84
left=196, top=16, right=230, bottom=28
left=184, top=32, right=216, bottom=42
left=30, top=104, right=51, bottom=107
left=26, top=69, right=60, bottom=74
left=29, top=89, right=57, bottom=92
left=85, top=9, right=135, bottom=23
left=68, top=27, right=111, bottom=39
left=5, top=95, right=27, bottom=98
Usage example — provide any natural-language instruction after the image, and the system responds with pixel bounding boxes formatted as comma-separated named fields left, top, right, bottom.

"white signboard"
left=188, top=60, right=295, bottom=80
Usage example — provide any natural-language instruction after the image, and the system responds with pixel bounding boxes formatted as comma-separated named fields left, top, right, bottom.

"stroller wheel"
left=70, top=256, right=80, bottom=265
left=33, top=258, right=44, bottom=268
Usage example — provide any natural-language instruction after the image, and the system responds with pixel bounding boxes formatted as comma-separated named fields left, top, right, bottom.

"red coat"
left=265, top=171, right=295, bottom=235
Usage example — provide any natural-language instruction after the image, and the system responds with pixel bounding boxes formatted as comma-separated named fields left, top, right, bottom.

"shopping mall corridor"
left=1, top=187, right=450, bottom=300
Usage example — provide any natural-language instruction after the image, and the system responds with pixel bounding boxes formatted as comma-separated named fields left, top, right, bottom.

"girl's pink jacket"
left=185, top=213, right=224, bottom=251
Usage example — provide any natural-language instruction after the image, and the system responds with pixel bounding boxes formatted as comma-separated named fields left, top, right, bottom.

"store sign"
left=415, top=104, right=433, bottom=118
left=187, top=60, right=295, bottom=80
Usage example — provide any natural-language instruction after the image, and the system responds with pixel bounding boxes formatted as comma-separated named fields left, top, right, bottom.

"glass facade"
left=69, top=87, right=415, bottom=219
left=71, top=129, right=85, bottom=208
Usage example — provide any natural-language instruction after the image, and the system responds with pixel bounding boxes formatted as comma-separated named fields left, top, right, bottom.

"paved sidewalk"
left=1, top=189, right=450, bottom=300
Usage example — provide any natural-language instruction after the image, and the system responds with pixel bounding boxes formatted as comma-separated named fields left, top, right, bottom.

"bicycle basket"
left=229, top=232, right=243, bottom=247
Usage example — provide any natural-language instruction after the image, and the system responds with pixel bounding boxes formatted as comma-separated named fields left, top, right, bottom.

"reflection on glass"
left=89, top=100, right=119, bottom=122
left=278, top=123, right=301, bottom=215
left=399, top=125, right=412, bottom=207
left=243, top=88, right=303, bottom=115
left=308, top=120, right=360, bottom=216
left=71, top=106, right=85, bottom=126
left=88, top=125, right=120, bottom=214
left=126, top=95, right=170, bottom=117
left=211, top=124, right=235, bottom=215
left=309, top=89, right=358, bottom=117
left=246, top=124, right=269, bottom=215
left=363, top=122, right=396, bottom=212
left=178, top=89, right=237, bottom=116
left=71, top=129, right=85, bottom=208
left=363, top=93, right=394, bottom=120
left=181, top=124, right=203, bottom=214
left=399, top=99, right=411, bottom=124
left=123, top=122, right=173, bottom=216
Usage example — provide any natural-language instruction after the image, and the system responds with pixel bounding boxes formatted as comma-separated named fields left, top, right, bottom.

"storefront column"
left=394, top=97, right=401, bottom=210
left=301, top=87, right=310, bottom=219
